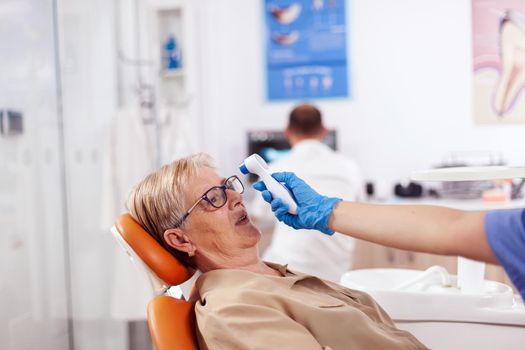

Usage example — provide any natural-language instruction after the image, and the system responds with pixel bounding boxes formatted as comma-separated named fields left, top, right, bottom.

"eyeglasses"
left=176, top=175, right=244, bottom=227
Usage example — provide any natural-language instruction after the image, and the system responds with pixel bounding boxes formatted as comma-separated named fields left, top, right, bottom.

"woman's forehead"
left=189, top=168, right=224, bottom=195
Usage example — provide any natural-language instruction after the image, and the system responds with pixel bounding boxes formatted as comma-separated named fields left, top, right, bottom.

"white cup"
left=457, top=257, right=486, bottom=294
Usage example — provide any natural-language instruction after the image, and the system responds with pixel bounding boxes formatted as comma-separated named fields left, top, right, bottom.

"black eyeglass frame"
left=175, top=175, right=244, bottom=227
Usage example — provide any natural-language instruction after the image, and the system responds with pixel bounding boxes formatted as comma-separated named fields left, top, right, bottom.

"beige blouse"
left=194, top=263, right=428, bottom=350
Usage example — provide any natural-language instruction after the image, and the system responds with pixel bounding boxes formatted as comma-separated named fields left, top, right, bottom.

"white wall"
left=196, top=0, right=525, bottom=187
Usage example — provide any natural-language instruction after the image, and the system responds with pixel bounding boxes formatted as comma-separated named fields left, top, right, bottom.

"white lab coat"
left=256, top=140, right=363, bottom=282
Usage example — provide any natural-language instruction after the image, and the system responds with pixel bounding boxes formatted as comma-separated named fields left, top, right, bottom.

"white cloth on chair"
left=102, top=105, right=157, bottom=320
left=102, top=104, right=198, bottom=319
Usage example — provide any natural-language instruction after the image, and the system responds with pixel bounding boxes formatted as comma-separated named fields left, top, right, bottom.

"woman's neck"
left=199, top=255, right=280, bottom=276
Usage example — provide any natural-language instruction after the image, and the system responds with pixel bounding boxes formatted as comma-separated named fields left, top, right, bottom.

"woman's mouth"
left=236, top=212, right=249, bottom=225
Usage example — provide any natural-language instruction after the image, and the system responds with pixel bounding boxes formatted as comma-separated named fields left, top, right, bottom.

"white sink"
left=340, top=268, right=525, bottom=350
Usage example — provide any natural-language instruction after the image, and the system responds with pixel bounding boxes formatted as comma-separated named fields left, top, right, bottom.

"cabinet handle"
left=0, top=109, right=23, bottom=136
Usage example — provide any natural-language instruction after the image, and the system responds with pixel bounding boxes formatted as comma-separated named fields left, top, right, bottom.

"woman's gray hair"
left=126, top=152, right=215, bottom=267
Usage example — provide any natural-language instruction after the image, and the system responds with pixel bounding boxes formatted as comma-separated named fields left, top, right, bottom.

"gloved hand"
left=252, top=172, right=342, bottom=235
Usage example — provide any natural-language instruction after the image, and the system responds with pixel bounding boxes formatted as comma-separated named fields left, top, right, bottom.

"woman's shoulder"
left=197, top=268, right=269, bottom=294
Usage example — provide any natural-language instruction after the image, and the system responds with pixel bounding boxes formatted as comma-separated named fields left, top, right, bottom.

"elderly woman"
left=127, top=153, right=427, bottom=350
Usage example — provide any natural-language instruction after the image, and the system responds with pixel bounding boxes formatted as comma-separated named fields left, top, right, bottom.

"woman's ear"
left=163, top=228, right=194, bottom=254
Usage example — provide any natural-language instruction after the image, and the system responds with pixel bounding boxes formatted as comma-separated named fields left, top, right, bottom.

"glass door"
left=0, top=0, right=71, bottom=349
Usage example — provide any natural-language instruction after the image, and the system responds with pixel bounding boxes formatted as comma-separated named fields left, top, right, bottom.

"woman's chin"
left=239, top=221, right=261, bottom=240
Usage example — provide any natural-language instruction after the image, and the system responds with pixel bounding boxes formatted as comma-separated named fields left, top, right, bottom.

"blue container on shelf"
left=163, top=35, right=181, bottom=70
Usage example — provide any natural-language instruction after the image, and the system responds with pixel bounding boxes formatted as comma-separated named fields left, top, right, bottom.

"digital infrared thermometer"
left=239, top=154, right=298, bottom=215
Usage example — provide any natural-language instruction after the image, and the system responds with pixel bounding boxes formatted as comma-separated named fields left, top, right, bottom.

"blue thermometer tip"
left=239, top=163, right=249, bottom=175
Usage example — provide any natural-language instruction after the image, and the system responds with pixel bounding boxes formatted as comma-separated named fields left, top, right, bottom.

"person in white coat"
left=258, top=103, right=363, bottom=282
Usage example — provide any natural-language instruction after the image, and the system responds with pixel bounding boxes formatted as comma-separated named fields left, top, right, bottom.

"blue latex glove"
left=252, top=172, right=342, bottom=235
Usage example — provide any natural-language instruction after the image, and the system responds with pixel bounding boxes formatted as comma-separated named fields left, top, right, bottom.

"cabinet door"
left=403, top=251, right=457, bottom=272
left=353, top=240, right=401, bottom=269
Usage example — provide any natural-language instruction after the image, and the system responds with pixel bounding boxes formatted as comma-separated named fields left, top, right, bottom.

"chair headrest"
left=115, top=213, right=192, bottom=286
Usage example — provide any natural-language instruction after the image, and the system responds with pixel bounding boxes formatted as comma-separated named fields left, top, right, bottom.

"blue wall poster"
left=264, top=0, right=349, bottom=100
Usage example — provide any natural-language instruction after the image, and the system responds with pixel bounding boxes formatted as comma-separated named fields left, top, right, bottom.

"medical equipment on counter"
left=340, top=267, right=525, bottom=350
left=412, top=165, right=525, bottom=296
left=428, top=152, right=508, bottom=199
left=246, top=130, right=337, bottom=182
left=240, top=154, right=298, bottom=214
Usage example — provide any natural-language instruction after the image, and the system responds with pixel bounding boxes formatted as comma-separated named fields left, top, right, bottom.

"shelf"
left=157, top=5, right=184, bottom=73
left=160, top=69, right=185, bottom=78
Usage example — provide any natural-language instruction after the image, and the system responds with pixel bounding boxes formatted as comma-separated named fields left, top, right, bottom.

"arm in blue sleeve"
left=485, top=208, right=525, bottom=300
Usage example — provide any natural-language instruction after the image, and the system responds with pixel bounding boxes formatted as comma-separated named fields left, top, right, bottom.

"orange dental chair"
left=111, top=213, right=199, bottom=350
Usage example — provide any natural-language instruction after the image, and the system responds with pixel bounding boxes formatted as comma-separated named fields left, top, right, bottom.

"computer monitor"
left=246, top=130, right=337, bottom=181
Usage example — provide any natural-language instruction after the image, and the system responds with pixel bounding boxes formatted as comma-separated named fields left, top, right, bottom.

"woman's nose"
left=227, top=189, right=243, bottom=208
